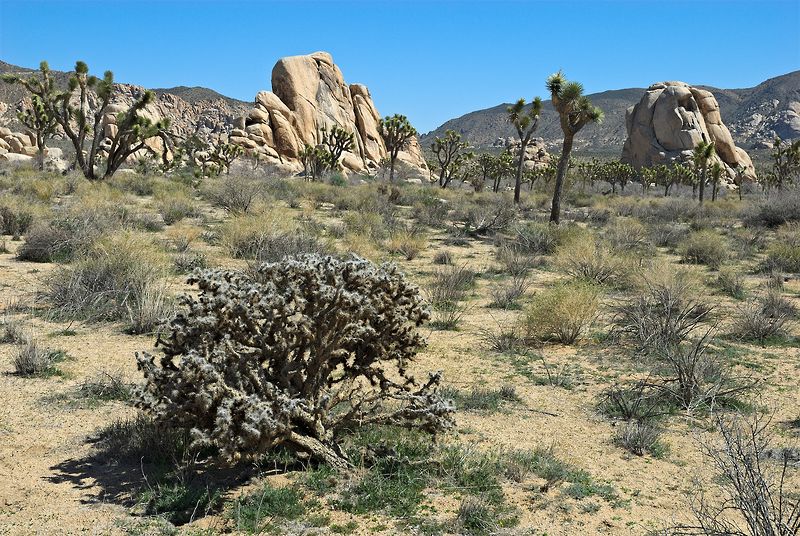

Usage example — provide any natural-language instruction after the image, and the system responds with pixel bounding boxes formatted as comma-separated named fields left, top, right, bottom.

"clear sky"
left=1, top=0, right=798, bottom=133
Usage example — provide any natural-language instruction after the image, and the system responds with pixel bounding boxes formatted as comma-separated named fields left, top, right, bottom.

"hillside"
left=420, top=71, right=800, bottom=153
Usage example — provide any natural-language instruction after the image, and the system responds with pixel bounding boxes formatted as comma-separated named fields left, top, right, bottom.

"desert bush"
left=42, top=233, right=172, bottom=331
left=135, top=255, right=454, bottom=470
left=78, top=371, right=133, bottom=402
left=598, top=381, right=671, bottom=422
left=425, top=264, right=476, bottom=311
left=728, top=227, right=767, bottom=259
left=110, top=172, right=156, bottom=196
left=604, top=217, right=650, bottom=252
left=165, top=223, right=203, bottom=252
left=173, top=250, right=209, bottom=274
left=676, top=413, right=799, bottom=535
left=454, top=497, right=500, bottom=536
left=658, top=334, right=754, bottom=411
left=613, top=421, right=668, bottom=457
left=513, top=221, right=573, bottom=255
left=413, top=197, right=449, bottom=228
left=764, top=224, right=800, bottom=273
left=202, top=174, right=265, bottom=214
left=679, top=230, right=729, bottom=269
left=494, top=243, right=536, bottom=276
left=715, top=266, right=747, bottom=300
left=0, top=315, right=26, bottom=343
left=16, top=221, right=76, bottom=263
left=0, top=196, right=36, bottom=236
left=432, top=250, right=454, bottom=265
left=385, top=228, right=427, bottom=260
left=342, top=210, right=392, bottom=242
left=453, top=196, right=517, bottom=237
left=522, top=281, right=600, bottom=344
left=481, top=324, right=524, bottom=354
left=218, top=211, right=300, bottom=259
left=613, top=267, right=710, bottom=350
left=555, top=234, right=630, bottom=286
left=155, top=187, right=199, bottom=224
left=731, top=293, right=794, bottom=342
left=647, top=222, right=690, bottom=249
left=488, top=274, right=530, bottom=309
left=13, top=338, right=60, bottom=376
left=228, top=483, right=307, bottom=532
left=746, top=190, right=800, bottom=227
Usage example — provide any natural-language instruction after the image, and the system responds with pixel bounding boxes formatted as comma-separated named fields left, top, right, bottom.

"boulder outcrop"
left=231, top=52, right=427, bottom=178
left=622, top=81, right=757, bottom=183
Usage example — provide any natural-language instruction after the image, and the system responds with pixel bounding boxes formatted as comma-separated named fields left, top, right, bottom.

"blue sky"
left=1, top=0, right=798, bottom=133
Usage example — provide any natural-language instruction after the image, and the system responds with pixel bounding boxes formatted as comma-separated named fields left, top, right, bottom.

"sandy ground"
left=0, top=215, right=798, bottom=536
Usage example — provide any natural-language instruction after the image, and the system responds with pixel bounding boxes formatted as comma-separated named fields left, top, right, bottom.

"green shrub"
left=228, top=483, right=306, bottom=532
left=679, top=230, right=729, bottom=269
left=555, top=234, right=631, bottom=286
left=155, top=187, right=199, bottom=224
left=715, top=266, right=747, bottom=299
left=522, top=282, right=600, bottom=344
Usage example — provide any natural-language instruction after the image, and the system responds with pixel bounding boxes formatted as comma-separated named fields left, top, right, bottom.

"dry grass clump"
left=13, top=338, right=62, bottom=377
left=425, top=264, right=476, bottom=330
left=202, top=174, right=266, bottom=214
left=714, top=265, right=747, bottom=299
left=165, top=222, right=203, bottom=252
left=731, top=291, right=795, bottom=343
left=494, top=244, right=537, bottom=276
left=433, top=250, right=454, bottom=265
left=385, top=228, right=427, bottom=260
left=555, top=233, right=631, bottom=286
left=488, top=275, right=530, bottom=309
left=603, top=216, right=650, bottom=252
left=763, top=223, right=800, bottom=273
left=453, top=195, right=517, bottom=237
left=0, top=194, right=37, bottom=236
left=154, top=184, right=200, bottom=224
left=679, top=229, right=730, bottom=269
left=613, top=265, right=710, bottom=350
left=42, top=232, right=173, bottom=333
left=522, top=281, right=600, bottom=344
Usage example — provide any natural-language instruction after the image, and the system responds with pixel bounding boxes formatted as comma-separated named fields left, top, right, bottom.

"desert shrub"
left=218, top=211, right=299, bottom=259
left=0, top=196, right=36, bottom=236
left=42, top=233, right=172, bottom=332
left=513, top=221, right=573, bottom=256
left=598, top=381, right=671, bottom=422
left=481, top=324, right=524, bottom=354
left=522, top=281, right=600, bottom=344
left=731, top=293, right=794, bottom=342
left=746, top=190, right=800, bottom=227
left=110, top=172, right=156, bottom=196
left=413, top=197, right=449, bottom=228
left=679, top=230, right=729, bottom=269
left=454, top=497, right=507, bottom=536
left=228, top=483, right=307, bottom=532
left=13, top=339, right=62, bottom=377
left=613, top=421, right=668, bottom=458
left=342, top=210, right=391, bottom=242
left=439, top=385, right=519, bottom=412
left=728, top=227, right=767, bottom=259
left=555, top=234, right=630, bottom=286
left=78, top=371, right=133, bottom=402
left=155, top=187, right=199, bottom=224
left=677, top=413, right=800, bottom=535
left=613, top=267, right=710, bottom=350
left=96, top=413, right=190, bottom=466
left=425, top=265, right=477, bottom=309
left=658, top=334, right=754, bottom=411
left=17, top=221, right=75, bottom=263
left=135, top=255, right=454, bottom=470
left=604, top=217, right=650, bottom=252
left=432, top=250, right=454, bottom=265
left=715, top=266, right=747, bottom=299
left=488, top=275, right=530, bottom=309
left=647, top=222, right=690, bottom=249
left=385, top=228, right=427, bottom=260
left=202, top=174, right=265, bottom=214
left=453, top=196, right=517, bottom=237
left=0, top=315, right=26, bottom=343
left=764, top=224, right=800, bottom=272
left=165, top=223, right=203, bottom=252
left=173, top=250, right=209, bottom=274
left=494, top=243, right=536, bottom=275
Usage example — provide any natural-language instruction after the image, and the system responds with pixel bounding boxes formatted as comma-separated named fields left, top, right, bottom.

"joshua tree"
left=546, top=71, right=603, bottom=223
left=5, top=60, right=169, bottom=180
left=506, top=97, right=543, bottom=203
left=136, top=255, right=454, bottom=470
left=710, top=161, right=723, bottom=202
left=693, top=140, right=716, bottom=204
left=2, top=62, right=58, bottom=170
left=431, top=129, right=472, bottom=189
left=299, top=143, right=329, bottom=182
left=320, top=124, right=354, bottom=171
left=766, top=136, right=800, bottom=191
left=379, top=114, right=417, bottom=182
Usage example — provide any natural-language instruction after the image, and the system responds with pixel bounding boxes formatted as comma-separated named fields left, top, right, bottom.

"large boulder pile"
left=498, top=137, right=551, bottom=170
left=230, top=51, right=427, bottom=178
left=622, top=81, right=757, bottom=183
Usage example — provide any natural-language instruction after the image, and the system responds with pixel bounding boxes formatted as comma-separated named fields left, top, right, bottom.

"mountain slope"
left=420, top=71, right=800, bottom=152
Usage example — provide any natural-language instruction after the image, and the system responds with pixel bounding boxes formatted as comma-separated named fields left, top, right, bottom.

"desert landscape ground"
left=0, top=1, right=799, bottom=535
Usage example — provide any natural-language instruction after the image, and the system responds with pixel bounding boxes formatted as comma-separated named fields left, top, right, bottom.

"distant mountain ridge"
left=420, top=71, right=800, bottom=153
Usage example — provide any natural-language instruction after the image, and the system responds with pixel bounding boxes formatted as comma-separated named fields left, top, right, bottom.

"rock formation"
left=622, top=81, right=757, bottom=183
left=230, top=51, right=428, bottom=178
left=494, top=137, right=551, bottom=170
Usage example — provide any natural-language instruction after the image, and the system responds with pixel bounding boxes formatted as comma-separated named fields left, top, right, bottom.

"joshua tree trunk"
left=699, top=166, right=706, bottom=204
left=513, top=139, right=528, bottom=204
left=712, top=179, right=718, bottom=202
left=389, top=153, right=397, bottom=182
left=550, top=133, right=573, bottom=224
left=36, top=140, right=45, bottom=172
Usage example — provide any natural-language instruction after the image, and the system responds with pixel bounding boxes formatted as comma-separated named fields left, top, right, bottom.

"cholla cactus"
left=135, top=255, right=453, bottom=470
